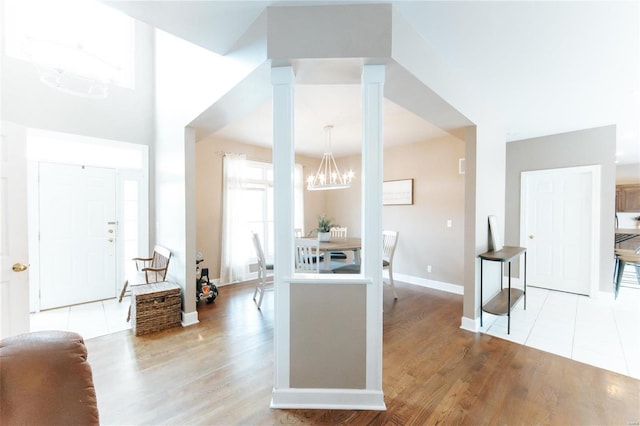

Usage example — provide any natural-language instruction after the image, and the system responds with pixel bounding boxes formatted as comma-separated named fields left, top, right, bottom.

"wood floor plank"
left=84, top=281, right=640, bottom=425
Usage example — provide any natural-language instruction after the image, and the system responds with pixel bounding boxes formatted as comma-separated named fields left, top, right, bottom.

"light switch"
left=447, top=220, right=452, bottom=228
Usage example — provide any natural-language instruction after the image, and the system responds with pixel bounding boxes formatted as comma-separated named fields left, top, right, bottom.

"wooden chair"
left=383, top=230, right=399, bottom=299
left=333, top=231, right=399, bottom=299
left=295, top=238, right=322, bottom=273
left=251, top=231, right=273, bottom=309
left=329, top=227, right=348, bottom=261
left=119, top=245, right=171, bottom=320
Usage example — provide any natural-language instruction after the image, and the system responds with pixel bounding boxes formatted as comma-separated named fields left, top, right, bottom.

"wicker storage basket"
left=131, top=282, right=181, bottom=336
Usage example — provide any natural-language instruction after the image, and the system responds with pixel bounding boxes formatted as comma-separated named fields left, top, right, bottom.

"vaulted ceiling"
left=107, top=1, right=640, bottom=164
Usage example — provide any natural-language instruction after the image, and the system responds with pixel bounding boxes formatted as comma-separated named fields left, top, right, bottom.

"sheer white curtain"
left=221, top=157, right=305, bottom=283
left=220, top=153, right=250, bottom=284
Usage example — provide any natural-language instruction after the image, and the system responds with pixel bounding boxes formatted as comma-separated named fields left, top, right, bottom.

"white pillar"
left=361, top=64, right=385, bottom=396
left=271, top=66, right=295, bottom=394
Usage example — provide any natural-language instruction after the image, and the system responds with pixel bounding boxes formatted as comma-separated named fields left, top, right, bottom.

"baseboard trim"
left=181, top=310, right=199, bottom=327
left=394, top=273, right=464, bottom=295
left=271, top=388, right=386, bottom=410
left=460, top=316, right=479, bottom=333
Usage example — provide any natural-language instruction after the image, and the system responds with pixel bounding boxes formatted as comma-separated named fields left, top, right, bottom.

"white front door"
left=521, top=166, right=600, bottom=295
left=39, top=163, right=117, bottom=309
left=0, top=122, right=30, bottom=338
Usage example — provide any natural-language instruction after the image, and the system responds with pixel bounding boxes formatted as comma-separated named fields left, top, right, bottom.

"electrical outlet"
left=447, top=220, right=452, bottom=228
left=427, top=265, right=432, bottom=273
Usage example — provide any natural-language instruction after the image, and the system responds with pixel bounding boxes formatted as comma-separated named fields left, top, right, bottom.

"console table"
left=479, top=246, right=527, bottom=334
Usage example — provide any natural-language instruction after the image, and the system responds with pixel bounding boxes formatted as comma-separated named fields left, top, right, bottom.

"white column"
left=361, top=65, right=385, bottom=394
left=271, top=66, right=295, bottom=394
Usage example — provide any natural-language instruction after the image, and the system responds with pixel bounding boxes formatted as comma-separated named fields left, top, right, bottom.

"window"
left=4, top=0, right=135, bottom=92
left=220, top=156, right=303, bottom=284
left=244, top=161, right=304, bottom=259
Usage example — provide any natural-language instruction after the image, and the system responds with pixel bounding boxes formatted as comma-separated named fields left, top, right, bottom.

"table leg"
left=480, top=259, right=483, bottom=327
left=324, top=250, right=331, bottom=271
left=507, top=260, right=511, bottom=335
left=614, top=258, right=625, bottom=299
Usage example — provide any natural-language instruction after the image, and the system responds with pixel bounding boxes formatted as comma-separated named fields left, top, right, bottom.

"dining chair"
left=383, top=230, right=399, bottom=299
left=295, top=238, right=323, bottom=273
left=329, top=227, right=348, bottom=261
left=251, top=231, right=274, bottom=309
left=331, top=231, right=398, bottom=298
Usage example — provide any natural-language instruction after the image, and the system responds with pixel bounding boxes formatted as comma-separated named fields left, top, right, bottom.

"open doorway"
left=27, top=129, right=148, bottom=337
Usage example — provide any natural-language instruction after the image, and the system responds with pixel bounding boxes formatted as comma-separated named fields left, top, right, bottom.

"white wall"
left=1, top=20, right=155, bottom=147
left=1, top=11, right=156, bottom=309
left=505, top=126, right=617, bottom=292
left=322, top=136, right=466, bottom=286
left=153, top=29, right=255, bottom=321
left=389, top=9, right=506, bottom=325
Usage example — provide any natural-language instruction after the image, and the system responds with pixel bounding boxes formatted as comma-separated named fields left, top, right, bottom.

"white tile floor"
left=480, top=285, right=640, bottom=379
left=30, top=297, right=131, bottom=340
left=30, top=283, right=640, bottom=380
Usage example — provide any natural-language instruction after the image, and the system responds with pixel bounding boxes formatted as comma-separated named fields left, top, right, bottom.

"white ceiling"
left=107, top=1, right=640, bottom=164
left=213, top=84, right=450, bottom=157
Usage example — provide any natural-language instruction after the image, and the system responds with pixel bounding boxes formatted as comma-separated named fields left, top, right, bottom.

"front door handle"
left=12, top=263, right=28, bottom=272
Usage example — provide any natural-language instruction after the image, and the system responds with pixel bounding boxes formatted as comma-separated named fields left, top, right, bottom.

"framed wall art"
left=383, top=179, right=413, bottom=205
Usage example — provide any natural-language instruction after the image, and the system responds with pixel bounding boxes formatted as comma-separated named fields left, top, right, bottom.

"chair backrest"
left=382, top=231, right=398, bottom=264
left=330, top=227, right=347, bottom=238
left=295, top=238, right=320, bottom=273
left=149, top=245, right=171, bottom=282
left=251, top=231, right=268, bottom=271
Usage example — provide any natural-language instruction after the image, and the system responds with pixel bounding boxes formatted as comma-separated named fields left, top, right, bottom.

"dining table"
left=305, top=237, right=362, bottom=270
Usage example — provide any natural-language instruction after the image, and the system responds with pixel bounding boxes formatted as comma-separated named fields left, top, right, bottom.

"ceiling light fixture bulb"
left=306, top=125, right=353, bottom=191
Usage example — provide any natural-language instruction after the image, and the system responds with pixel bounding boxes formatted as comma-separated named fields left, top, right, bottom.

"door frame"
left=1, top=121, right=30, bottom=338
left=36, top=162, right=118, bottom=309
left=26, top=129, right=148, bottom=312
left=519, top=165, right=601, bottom=297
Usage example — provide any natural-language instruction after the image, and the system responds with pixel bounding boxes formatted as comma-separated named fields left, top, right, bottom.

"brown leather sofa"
left=0, top=330, right=100, bottom=425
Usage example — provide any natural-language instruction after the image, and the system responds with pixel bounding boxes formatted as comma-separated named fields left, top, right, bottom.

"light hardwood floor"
left=85, top=281, right=640, bottom=425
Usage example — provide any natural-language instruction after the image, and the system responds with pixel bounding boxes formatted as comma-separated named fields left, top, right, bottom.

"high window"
left=4, top=0, right=135, bottom=94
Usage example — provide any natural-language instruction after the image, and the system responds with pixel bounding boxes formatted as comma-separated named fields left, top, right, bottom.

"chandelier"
left=26, top=36, right=115, bottom=99
left=306, top=125, right=355, bottom=191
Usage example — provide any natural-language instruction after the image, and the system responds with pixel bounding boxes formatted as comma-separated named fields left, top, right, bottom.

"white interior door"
left=39, top=163, right=117, bottom=309
left=0, top=122, right=30, bottom=338
left=521, top=166, right=600, bottom=295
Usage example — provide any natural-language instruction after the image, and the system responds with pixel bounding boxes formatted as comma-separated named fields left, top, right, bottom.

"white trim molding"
left=394, top=273, right=464, bottom=295
left=361, top=64, right=385, bottom=394
left=271, top=388, right=386, bottom=411
left=519, top=165, right=601, bottom=297
left=272, top=65, right=295, bottom=392
left=460, top=316, right=480, bottom=333
left=181, top=310, right=199, bottom=327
